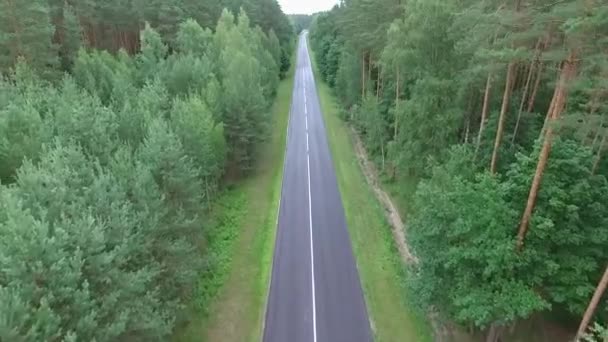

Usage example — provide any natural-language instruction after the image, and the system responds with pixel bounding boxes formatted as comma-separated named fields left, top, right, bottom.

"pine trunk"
left=474, top=73, right=493, bottom=159
left=538, top=70, right=560, bottom=141
left=575, top=265, right=608, bottom=341
left=394, top=66, right=400, bottom=141
left=512, top=38, right=543, bottom=144
left=527, top=34, right=551, bottom=113
left=512, top=60, right=535, bottom=144
left=486, top=324, right=502, bottom=342
left=381, top=142, right=385, bottom=171
left=490, top=62, right=517, bottom=173
left=368, top=56, right=373, bottom=96
left=463, top=94, right=474, bottom=143
left=362, top=52, right=366, bottom=98
left=464, top=118, right=470, bottom=143
left=592, top=131, right=606, bottom=175
left=52, top=5, right=65, bottom=47
left=527, top=61, right=544, bottom=113
left=6, top=0, right=23, bottom=60
left=584, top=93, right=602, bottom=145
left=517, top=51, right=578, bottom=250
left=376, top=64, right=382, bottom=99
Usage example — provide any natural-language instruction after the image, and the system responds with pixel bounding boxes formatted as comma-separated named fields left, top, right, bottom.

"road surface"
left=263, top=33, right=373, bottom=342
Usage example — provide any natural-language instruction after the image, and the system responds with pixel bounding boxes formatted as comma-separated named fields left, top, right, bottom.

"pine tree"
left=176, top=18, right=213, bottom=57
left=0, top=0, right=59, bottom=78
left=58, top=5, right=83, bottom=69
left=0, top=2, right=292, bottom=340
left=216, top=9, right=267, bottom=172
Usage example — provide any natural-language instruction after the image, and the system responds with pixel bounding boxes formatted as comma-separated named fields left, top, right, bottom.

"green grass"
left=197, top=190, right=247, bottom=317
left=310, top=54, right=433, bottom=342
left=173, top=61, right=294, bottom=342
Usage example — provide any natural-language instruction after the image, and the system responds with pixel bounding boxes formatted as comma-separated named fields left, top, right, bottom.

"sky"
left=278, top=0, right=339, bottom=14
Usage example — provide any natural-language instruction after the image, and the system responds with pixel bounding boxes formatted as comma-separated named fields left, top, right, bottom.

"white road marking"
left=307, top=131, right=316, bottom=342
left=306, top=129, right=309, bottom=153
left=302, top=36, right=317, bottom=342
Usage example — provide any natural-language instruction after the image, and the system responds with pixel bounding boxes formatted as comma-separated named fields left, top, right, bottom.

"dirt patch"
left=350, top=128, right=417, bottom=265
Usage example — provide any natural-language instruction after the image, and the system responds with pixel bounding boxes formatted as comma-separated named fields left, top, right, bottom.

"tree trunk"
left=517, top=51, right=578, bottom=250
left=464, top=118, right=470, bottom=144
left=376, top=64, right=383, bottom=99
left=592, top=131, right=606, bottom=175
left=394, top=66, right=400, bottom=141
left=527, top=61, right=544, bottom=113
left=381, top=141, right=386, bottom=171
left=6, top=0, right=23, bottom=60
left=368, top=56, right=373, bottom=96
left=512, top=38, right=543, bottom=144
left=52, top=4, right=66, bottom=47
left=518, top=117, right=554, bottom=249
left=591, top=120, right=602, bottom=147
left=490, top=62, right=517, bottom=173
left=538, top=69, right=560, bottom=141
left=475, top=73, right=493, bottom=159
left=575, top=265, right=608, bottom=341
left=486, top=324, right=503, bottom=342
left=512, top=60, right=535, bottom=144
left=362, top=52, right=366, bottom=98
left=90, top=23, right=97, bottom=48
left=515, top=62, right=526, bottom=90
left=463, top=94, right=474, bottom=143
left=585, top=94, right=602, bottom=145
left=525, top=35, right=551, bottom=113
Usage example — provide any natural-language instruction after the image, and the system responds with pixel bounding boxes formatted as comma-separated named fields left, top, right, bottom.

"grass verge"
left=173, top=61, right=294, bottom=342
left=310, top=54, right=433, bottom=342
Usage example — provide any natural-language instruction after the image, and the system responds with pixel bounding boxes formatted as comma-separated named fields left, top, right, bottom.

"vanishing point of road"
left=262, top=33, right=373, bottom=342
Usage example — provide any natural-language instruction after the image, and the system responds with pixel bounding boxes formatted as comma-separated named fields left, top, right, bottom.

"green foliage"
left=289, top=14, right=313, bottom=33
left=2, top=142, right=174, bottom=341
left=582, top=323, right=608, bottom=342
left=355, top=96, right=387, bottom=160
left=394, top=77, right=462, bottom=175
left=73, top=49, right=134, bottom=105
left=410, top=147, right=548, bottom=328
left=162, top=53, right=214, bottom=98
left=310, top=0, right=608, bottom=337
left=170, top=96, right=226, bottom=184
left=0, top=0, right=294, bottom=80
left=310, top=11, right=340, bottom=86
left=58, top=5, right=83, bottom=70
left=0, top=65, right=52, bottom=182
left=216, top=10, right=269, bottom=172
left=0, top=0, right=58, bottom=79
left=176, top=19, right=213, bottom=56
left=507, top=139, right=608, bottom=314
left=137, top=23, right=168, bottom=83
left=334, top=48, right=361, bottom=108
left=0, top=4, right=292, bottom=340
left=193, top=191, right=245, bottom=314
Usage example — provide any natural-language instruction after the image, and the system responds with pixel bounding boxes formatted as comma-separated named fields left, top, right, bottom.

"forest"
left=0, top=0, right=292, bottom=340
left=289, top=14, right=313, bottom=34
left=310, top=0, right=608, bottom=341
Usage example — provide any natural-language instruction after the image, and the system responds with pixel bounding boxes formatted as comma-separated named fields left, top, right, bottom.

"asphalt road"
left=263, top=33, right=373, bottom=342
